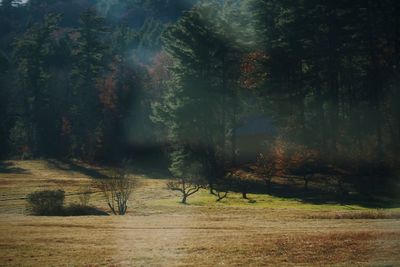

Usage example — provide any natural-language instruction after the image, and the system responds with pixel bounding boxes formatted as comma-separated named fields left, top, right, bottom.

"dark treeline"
left=0, top=0, right=196, bottom=160
left=1, top=0, right=399, bottom=198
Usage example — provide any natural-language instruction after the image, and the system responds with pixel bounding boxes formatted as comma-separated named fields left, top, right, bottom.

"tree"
left=69, top=9, right=108, bottom=160
left=257, top=153, right=278, bottom=192
left=250, top=0, right=400, bottom=194
left=166, top=149, right=207, bottom=204
left=14, top=13, right=62, bottom=157
left=167, top=177, right=203, bottom=204
left=153, top=1, right=250, bottom=190
left=97, top=168, right=137, bottom=215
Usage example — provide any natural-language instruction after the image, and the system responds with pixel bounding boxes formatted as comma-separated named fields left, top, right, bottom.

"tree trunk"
left=304, top=177, right=309, bottom=190
left=209, top=186, right=216, bottom=195
left=181, top=194, right=187, bottom=204
left=265, top=179, right=272, bottom=193
left=231, top=91, right=238, bottom=166
left=315, top=77, right=327, bottom=152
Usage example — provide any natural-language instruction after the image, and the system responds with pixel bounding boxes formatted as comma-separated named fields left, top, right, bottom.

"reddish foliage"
left=239, top=51, right=269, bottom=90
left=98, top=73, right=117, bottom=112
left=61, top=116, right=72, bottom=137
left=148, top=52, right=173, bottom=95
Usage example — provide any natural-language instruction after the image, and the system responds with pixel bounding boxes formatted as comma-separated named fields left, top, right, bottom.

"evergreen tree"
left=153, top=0, right=255, bottom=185
left=154, top=1, right=228, bottom=186
left=14, top=13, right=62, bottom=156
left=69, top=9, right=108, bottom=160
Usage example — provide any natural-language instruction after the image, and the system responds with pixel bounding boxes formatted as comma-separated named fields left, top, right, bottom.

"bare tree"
left=167, top=177, right=204, bottom=204
left=214, top=189, right=228, bottom=202
left=212, top=176, right=231, bottom=202
left=97, top=168, right=137, bottom=215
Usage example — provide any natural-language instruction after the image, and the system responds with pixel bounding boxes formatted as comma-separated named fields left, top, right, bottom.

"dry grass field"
left=1, top=160, right=400, bottom=266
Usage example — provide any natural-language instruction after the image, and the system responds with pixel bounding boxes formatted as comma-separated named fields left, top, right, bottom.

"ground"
left=0, top=160, right=399, bottom=266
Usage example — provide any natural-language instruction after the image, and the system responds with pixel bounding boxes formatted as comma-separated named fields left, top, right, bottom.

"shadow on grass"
left=0, top=161, right=30, bottom=174
left=63, top=205, right=109, bottom=216
left=236, top=178, right=400, bottom=209
left=126, top=153, right=171, bottom=179
left=46, top=159, right=109, bottom=179
left=30, top=205, right=109, bottom=216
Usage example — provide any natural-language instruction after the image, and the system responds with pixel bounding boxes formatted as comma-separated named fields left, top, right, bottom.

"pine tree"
left=153, top=1, right=229, bottom=186
left=14, top=13, right=62, bottom=156
left=70, top=9, right=108, bottom=160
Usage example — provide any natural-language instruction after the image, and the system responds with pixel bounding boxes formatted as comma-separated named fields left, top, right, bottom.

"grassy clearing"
left=153, top=188, right=376, bottom=211
left=0, top=160, right=400, bottom=266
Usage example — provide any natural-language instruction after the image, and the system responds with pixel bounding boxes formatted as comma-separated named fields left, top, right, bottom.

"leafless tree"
left=97, top=168, right=137, bottom=215
left=167, top=177, right=205, bottom=204
left=212, top=176, right=231, bottom=202
left=214, top=190, right=228, bottom=202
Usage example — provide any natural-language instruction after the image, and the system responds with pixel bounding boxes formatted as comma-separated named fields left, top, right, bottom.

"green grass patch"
left=149, top=189, right=381, bottom=211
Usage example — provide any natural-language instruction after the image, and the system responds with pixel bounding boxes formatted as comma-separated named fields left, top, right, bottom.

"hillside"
left=1, top=160, right=400, bottom=266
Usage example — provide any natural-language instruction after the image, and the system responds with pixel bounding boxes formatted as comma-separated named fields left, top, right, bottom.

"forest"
left=1, top=0, right=400, bottom=202
left=1, top=1, right=400, bottom=266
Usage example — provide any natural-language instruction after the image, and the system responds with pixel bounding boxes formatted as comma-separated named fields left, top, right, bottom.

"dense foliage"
left=1, top=0, right=399, bottom=198
left=0, top=0, right=196, bottom=161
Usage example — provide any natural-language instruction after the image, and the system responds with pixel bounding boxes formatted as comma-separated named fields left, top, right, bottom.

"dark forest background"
left=1, top=0, right=399, bottom=200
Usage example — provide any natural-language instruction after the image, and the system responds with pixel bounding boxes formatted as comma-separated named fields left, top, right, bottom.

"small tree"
left=231, top=174, right=251, bottom=199
left=224, top=170, right=261, bottom=201
left=288, top=144, right=318, bottom=190
left=97, top=168, right=136, bottom=215
left=257, top=152, right=279, bottom=193
left=167, top=177, right=204, bottom=204
left=212, top=176, right=230, bottom=202
left=167, top=153, right=207, bottom=204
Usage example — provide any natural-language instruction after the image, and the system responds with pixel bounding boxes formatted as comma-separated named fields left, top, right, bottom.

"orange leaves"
left=61, top=116, right=71, bottom=137
left=258, top=137, right=318, bottom=176
left=98, top=74, right=117, bottom=112
left=257, top=138, right=287, bottom=177
left=148, top=52, right=173, bottom=94
left=149, top=52, right=173, bottom=82
left=239, top=51, right=269, bottom=90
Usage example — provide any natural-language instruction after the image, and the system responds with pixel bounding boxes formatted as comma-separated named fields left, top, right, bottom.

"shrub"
left=97, top=168, right=137, bottom=215
left=27, top=190, right=65, bottom=215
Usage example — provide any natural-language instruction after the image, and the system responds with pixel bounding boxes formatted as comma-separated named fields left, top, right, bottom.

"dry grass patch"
left=1, top=160, right=400, bottom=266
left=308, top=210, right=400, bottom=219
left=183, top=231, right=400, bottom=266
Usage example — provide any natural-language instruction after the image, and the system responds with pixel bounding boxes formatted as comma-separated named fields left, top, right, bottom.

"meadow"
left=0, top=160, right=399, bottom=266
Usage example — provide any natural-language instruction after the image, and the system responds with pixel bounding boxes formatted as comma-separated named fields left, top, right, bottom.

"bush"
left=96, top=168, right=137, bottom=215
left=27, top=190, right=65, bottom=215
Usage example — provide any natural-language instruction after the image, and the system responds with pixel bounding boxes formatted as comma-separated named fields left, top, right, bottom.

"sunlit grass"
left=1, top=160, right=399, bottom=215
left=1, top=160, right=400, bottom=266
left=149, top=187, right=392, bottom=212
